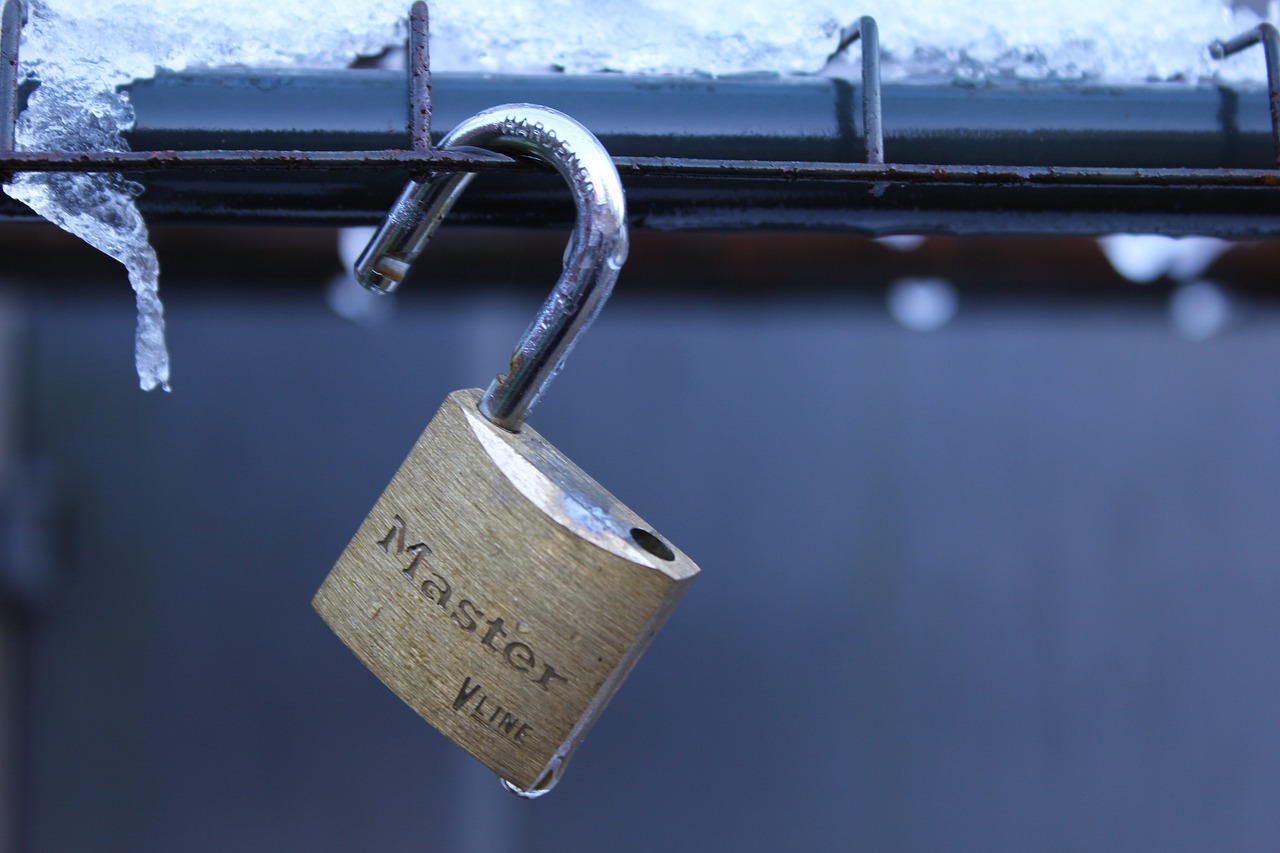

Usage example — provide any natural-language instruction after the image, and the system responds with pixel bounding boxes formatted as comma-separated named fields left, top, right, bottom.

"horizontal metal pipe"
left=1, top=69, right=1279, bottom=235
left=6, top=148, right=1280, bottom=187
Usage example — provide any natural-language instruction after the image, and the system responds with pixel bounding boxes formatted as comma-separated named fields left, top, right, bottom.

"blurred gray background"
left=0, top=227, right=1277, bottom=852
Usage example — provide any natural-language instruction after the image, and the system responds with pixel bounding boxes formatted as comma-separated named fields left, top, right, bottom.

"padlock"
left=313, top=104, right=699, bottom=797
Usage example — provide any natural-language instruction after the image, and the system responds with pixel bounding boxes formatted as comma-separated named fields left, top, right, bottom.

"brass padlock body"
left=314, top=389, right=698, bottom=791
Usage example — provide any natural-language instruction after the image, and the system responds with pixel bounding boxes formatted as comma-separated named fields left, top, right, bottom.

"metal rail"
left=3, top=2, right=1280, bottom=235
left=2, top=149, right=1280, bottom=187
left=0, top=0, right=23, bottom=181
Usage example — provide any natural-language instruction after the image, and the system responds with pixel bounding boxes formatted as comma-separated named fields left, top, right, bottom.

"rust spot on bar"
left=409, top=1, right=433, bottom=159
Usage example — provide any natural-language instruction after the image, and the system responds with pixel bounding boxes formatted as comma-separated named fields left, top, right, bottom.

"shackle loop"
left=355, top=104, right=628, bottom=432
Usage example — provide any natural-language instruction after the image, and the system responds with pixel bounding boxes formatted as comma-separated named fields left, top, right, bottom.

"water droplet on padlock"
left=499, top=758, right=562, bottom=798
left=500, top=777, right=551, bottom=799
left=516, top=619, right=531, bottom=633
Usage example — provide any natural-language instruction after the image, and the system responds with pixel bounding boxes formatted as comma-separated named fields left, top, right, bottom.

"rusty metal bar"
left=0, top=0, right=24, bottom=164
left=829, top=16, right=883, bottom=165
left=1, top=0, right=1279, bottom=235
left=409, top=0, right=431, bottom=153
left=2, top=66, right=1279, bottom=234
left=0, top=147, right=511, bottom=172
left=1210, top=23, right=1280, bottom=168
left=2, top=148, right=1280, bottom=190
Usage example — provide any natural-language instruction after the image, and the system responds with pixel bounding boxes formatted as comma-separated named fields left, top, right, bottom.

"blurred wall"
left=7, top=243, right=1280, bottom=851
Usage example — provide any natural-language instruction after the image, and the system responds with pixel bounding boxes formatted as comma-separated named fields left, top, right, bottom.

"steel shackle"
left=356, top=104, right=628, bottom=432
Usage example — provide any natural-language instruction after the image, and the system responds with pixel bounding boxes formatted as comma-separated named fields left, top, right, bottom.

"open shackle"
left=355, top=104, right=628, bottom=432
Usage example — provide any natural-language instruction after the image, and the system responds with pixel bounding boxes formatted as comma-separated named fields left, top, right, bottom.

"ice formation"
left=2, top=0, right=1274, bottom=387
left=830, top=0, right=1273, bottom=84
left=4, top=0, right=409, bottom=390
left=436, top=0, right=1273, bottom=82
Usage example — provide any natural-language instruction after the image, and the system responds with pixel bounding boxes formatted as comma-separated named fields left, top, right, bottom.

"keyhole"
left=630, top=528, right=675, bottom=561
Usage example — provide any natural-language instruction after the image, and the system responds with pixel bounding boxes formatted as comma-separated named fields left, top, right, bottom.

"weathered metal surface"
left=313, top=389, right=698, bottom=793
left=0, top=0, right=25, bottom=180
left=0, top=70, right=1275, bottom=233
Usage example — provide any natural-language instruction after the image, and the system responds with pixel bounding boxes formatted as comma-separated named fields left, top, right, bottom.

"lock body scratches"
left=314, top=390, right=697, bottom=793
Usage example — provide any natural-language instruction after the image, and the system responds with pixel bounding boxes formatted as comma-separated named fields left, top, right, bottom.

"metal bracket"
left=828, top=16, right=884, bottom=164
left=2, top=4, right=1280, bottom=208
left=1210, top=23, right=1280, bottom=168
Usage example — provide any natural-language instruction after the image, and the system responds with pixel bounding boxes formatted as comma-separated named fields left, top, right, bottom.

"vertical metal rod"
left=352, top=2, right=435, bottom=290
left=1, top=0, right=25, bottom=160
left=409, top=0, right=432, bottom=153
left=1210, top=23, right=1280, bottom=168
left=828, top=16, right=884, bottom=164
left=857, top=17, right=883, bottom=165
